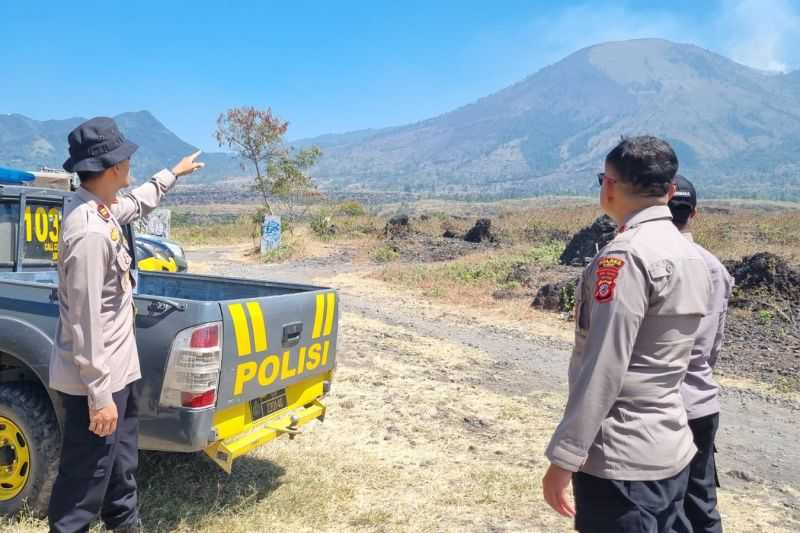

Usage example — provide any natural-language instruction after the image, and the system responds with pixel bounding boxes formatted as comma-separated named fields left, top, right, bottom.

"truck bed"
left=0, top=270, right=322, bottom=301
left=138, top=272, right=320, bottom=301
left=0, top=268, right=339, bottom=454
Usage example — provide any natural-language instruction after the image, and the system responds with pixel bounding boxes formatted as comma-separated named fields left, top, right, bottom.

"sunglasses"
left=596, top=173, right=616, bottom=186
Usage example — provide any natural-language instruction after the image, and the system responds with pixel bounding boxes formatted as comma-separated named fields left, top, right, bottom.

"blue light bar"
left=0, top=166, right=36, bottom=184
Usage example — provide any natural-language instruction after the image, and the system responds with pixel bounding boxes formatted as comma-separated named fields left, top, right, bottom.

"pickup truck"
left=0, top=180, right=338, bottom=515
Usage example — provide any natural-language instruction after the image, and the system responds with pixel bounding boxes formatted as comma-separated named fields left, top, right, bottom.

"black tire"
left=0, top=383, right=61, bottom=517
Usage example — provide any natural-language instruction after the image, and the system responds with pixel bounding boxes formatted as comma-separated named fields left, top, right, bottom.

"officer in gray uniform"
left=48, top=117, right=203, bottom=533
left=669, top=175, right=733, bottom=533
left=542, top=136, right=712, bottom=533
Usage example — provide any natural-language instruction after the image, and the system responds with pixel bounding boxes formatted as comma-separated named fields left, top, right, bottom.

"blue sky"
left=2, top=0, right=799, bottom=150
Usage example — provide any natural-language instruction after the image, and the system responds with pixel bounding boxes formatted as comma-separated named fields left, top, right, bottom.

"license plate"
left=249, top=389, right=287, bottom=421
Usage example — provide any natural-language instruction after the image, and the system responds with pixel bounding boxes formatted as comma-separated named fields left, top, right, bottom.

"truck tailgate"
left=216, top=289, right=338, bottom=409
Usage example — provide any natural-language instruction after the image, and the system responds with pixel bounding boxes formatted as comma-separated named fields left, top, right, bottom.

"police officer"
left=669, top=175, right=733, bottom=533
left=542, top=136, right=712, bottom=532
left=48, top=117, right=203, bottom=533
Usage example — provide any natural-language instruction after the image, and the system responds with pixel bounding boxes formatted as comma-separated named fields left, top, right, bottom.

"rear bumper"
left=204, top=399, right=327, bottom=473
left=139, top=373, right=332, bottom=462
left=139, top=407, right=215, bottom=453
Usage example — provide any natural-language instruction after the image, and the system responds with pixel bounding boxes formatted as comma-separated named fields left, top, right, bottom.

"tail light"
left=160, top=322, right=223, bottom=409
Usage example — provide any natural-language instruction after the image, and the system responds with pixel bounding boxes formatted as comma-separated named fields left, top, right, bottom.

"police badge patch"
left=594, top=256, right=625, bottom=303
left=98, top=204, right=111, bottom=221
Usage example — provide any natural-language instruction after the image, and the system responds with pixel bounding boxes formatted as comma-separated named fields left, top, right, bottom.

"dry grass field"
left=4, top=198, right=796, bottom=532
left=2, top=305, right=795, bottom=533
left=168, top=197, right=800, bottom=263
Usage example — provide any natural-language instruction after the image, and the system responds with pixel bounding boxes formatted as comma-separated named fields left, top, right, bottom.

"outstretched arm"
left=111, top=151, right=204, bottom=224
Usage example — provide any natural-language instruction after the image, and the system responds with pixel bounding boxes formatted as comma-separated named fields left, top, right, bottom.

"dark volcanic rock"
left=532, top=278, right=579, bottom=313
left=560, top=215, right=618, bottom=266
left=717, top=252, right=800, bottom=391
left=464, top=218, right=496, bottom=243
left=385, top=214, right=411, bottom=238
left=724, top=252, right=800, bottom=302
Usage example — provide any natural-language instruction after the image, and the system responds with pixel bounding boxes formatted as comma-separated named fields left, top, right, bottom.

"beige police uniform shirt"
left=49, top=169, right=177, bottom=409
left=546, top=205, right=711, bottom=481
left=680, top=233, right=734, bottom=420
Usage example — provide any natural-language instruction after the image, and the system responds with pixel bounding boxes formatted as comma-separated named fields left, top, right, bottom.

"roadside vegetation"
left=168, top=198, right=800, bottom=273
left=166, top=197, right=800, bottom=396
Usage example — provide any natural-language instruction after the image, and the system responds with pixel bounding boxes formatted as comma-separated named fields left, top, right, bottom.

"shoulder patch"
left=594, top=256, right=625, bottom=303
left=597, top=257, right=625, bottom=269
left=97, top=204, right=111, bottom=221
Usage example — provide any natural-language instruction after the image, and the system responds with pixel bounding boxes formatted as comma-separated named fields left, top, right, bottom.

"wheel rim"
left=0, top=416, right=31, bottom=501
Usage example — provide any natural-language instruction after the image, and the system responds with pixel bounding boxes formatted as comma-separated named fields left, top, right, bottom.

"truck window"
left=23, top=201, right=62, bottom=263
left=0, top=200, right=19, bottom=265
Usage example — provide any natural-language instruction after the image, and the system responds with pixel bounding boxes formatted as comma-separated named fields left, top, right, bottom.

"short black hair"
left=670, top=204, right=694, bottom=226
left=605, top=136, right=678, bottom=197
left=76, top=169, right=104, bottom=183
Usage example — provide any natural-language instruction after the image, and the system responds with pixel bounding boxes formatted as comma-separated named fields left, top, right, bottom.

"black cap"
left=63, top=117, right=139, bottom=173
left=669, top=174, right=696, bottom=209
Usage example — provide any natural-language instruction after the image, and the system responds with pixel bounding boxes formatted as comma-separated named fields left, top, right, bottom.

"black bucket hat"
left=63, top=117, right=139, bottom=173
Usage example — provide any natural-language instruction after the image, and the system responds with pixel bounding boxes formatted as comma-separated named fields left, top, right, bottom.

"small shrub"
left=262, top=239, right=299, bottom=263
left=559, top=281, right=577, bottom=313
left=310, top=212, right=337, bottom=238
left=773, top=375, right=800, bottom=394
left=371, top=244, right=400, bottom=263
left=757, top=309, right=775, bottom=325
left=525, top=241, right=565, bottom=265
left=337, top=200, right=367, bottom=217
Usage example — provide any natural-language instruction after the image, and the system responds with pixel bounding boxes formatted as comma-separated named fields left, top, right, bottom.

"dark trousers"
left=48, top=383, right=140, bottom=533
left=572, top=466, right=690, bottom=533
left=674, top=413, right=723, bottom=533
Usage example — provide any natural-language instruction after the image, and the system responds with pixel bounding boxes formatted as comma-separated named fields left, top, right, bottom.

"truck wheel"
left=0, top=384, right=60, bottom=517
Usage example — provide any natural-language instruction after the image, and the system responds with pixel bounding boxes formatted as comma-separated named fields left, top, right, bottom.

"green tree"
left=215, top=106, right=288, bottom=215
left=268, top=146, right=323, bottom=221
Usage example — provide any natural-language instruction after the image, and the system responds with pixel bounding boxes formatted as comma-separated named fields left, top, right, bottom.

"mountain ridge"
left=0, top=110, right=242, bottom=184
left=3, top=39, right=800, bottom=199
left=296, top=38, right=800, bottom=199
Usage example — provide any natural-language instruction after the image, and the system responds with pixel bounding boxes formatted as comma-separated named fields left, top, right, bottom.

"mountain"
left=4, top=40, right=800, bottom=200
left=0, top=111, right=242, bottom=183
left=299, top=39, right=800, bottom=200
left=787, top=70, right=800, bottom=97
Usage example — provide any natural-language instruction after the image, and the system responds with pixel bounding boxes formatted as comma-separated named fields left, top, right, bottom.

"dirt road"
left=176, top=245, right=800, bottom=533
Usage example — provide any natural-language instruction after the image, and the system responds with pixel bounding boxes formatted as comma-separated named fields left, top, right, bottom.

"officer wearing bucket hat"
left=669, top=175, right=733, bottom=533
left=48, top=117, right=203, bottom=533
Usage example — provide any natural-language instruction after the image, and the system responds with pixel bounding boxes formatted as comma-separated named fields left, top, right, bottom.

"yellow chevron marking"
left=312, top=293, right=326, bottom=339
left=323, top=292, right=336, bottom=337
left=247, top=301, right=268, bottom=353
left=228, top=303, right=252, bottom=357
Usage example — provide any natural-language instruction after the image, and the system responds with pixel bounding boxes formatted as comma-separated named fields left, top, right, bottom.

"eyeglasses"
left=597, top=173, right=616, bottom=186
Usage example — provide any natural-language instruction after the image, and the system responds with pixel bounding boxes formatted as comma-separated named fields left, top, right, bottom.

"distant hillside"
left=297, top=39, right=800, bottom=200
left=0, top=111, right=242, bottom=184
left=4, top=39, right=800, bottom=200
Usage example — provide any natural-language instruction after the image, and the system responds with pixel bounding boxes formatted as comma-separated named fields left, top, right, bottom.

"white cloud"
left=462, top=0, right=800, bottom=101
left=529, top=4, right=690, bottom=61
left=718, top=0, right=800, bottom=72
left=465, top=3, right=696, bottom=87
left=509, top=1, right=800, bottom=74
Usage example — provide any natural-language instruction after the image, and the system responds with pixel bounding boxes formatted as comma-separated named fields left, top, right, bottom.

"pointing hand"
left=172, top=150, right=205, bottom=177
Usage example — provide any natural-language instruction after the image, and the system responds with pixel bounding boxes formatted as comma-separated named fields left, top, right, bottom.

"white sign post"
left=260, top=215, right=282, bottom=254
left=137, top=208, right=171, bottom=238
